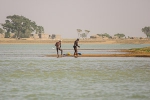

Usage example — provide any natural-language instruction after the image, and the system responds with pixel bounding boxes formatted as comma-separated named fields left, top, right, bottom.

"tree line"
left=0, top=15, right=150, bottom=38
left=97, top=33, right=125, bottom=38
left=0, top=15, right=44, bottom=38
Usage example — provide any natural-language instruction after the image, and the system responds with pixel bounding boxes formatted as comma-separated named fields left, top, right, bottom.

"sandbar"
left=46, top=53, right=150, bottom=57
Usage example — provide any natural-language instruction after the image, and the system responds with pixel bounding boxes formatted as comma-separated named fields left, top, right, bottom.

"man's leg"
left=76, top=48, right=78, bottom=56
left=58, top=47, right=63, bottom=57
left=74, top=48, right=77, bottom=57
left=56, top=48, right=59, bottom=57
left=59, top=48, right=63, bottom=56
left=74, top=48, right=75, bottom=56
left=73, top=47, right=76, bottom=56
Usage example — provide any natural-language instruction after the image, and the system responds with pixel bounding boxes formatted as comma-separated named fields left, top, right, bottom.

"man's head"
left=59, top=40, right=61, bottom=42
left=77, top=38, right=79, bottom=41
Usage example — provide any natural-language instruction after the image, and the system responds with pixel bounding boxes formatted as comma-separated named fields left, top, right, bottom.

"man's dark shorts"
left=73, top=46, right=77, bottom=49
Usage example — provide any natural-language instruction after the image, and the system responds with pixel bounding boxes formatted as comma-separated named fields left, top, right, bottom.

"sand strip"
left=46, top=54, right=150, bottom=57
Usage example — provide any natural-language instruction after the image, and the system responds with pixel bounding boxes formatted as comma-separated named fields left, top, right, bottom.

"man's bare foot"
left=74, top=55, right=77, bottom=58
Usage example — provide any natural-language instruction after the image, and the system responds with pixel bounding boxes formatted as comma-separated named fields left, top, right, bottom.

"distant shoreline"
left=0, top=38, right=150, bottom=44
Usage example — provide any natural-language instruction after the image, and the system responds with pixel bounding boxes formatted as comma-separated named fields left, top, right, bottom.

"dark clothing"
left=73, top=39, right=80, bottom=57
left=74, top=40, right=79, bottom=47
left=55, top=41, right=63, bottom=57
left=73, top=46, right=77, bottom=49
left=55, top=42, right=61, bottom=48
left=56, top=47, right=62, bottom=55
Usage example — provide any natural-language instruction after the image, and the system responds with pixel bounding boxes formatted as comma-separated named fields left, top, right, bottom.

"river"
left=0, top=44, right=150, bottom=100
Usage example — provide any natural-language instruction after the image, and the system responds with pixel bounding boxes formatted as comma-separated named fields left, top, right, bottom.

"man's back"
left=55, top=42, right=61, bottom=48
left=74, top=40, right=78, bottom=46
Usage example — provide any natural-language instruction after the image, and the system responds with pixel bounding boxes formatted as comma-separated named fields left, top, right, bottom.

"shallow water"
left=0, top=44, right=150, bottom=100
left=0, top=44, right=150, bottom=57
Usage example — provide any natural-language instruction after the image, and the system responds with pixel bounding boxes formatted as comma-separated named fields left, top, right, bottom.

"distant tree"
left=0, top=28, right=4, bottom=34
left=2, top=15, right=44, bottom=38
left=97, top=33, right=111, bottom=38
left=77, top=29, right=82, bottom=38
left=142, top=27, right=150, bottom=38
left=36, top=26, right=44, bottom=34
left=85, top=30, right=90, bottom=39
left=103, top=33, right=111, bottom=38
left=85, top=30, right=90, bottom=33
left=114, top=33, right=125, bottom=38
left=80, top=33, right=87, bottom=39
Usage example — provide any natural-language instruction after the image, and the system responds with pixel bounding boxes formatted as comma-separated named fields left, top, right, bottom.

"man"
left=55, top=41, right=63, bottom=57
left=73, top=38, right=80, bottom=57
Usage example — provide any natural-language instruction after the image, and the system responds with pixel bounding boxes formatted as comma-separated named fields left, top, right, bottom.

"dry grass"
left=1, top=38, right=150, bottom=44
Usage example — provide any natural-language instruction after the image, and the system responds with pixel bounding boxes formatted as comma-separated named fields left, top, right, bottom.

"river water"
left=0, top=44, right=150, bottom=100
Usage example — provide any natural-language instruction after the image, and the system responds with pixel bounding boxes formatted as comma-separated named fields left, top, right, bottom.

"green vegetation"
left=97, top=33, right=126, bottom=38
left=1, top=15, right=44, bottom=38
left=130, top=47, right=150, bottom=53
left=76, top=29, right=90, bottom=39
left=114, top=33, right=125, bottom=38
left=0, top=28, right=4, bottom=34
left=142, top=26, right=150, bottom=38
left=97, top=33, right=111, bottom=38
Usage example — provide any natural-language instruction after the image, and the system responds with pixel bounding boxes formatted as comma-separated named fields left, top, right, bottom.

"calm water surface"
left=0, top=44, right=150, bottom=100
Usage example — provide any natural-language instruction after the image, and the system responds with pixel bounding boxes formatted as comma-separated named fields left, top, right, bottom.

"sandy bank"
left=0, top=38, right=150, bottom=44
left=46, top=53, right=150, bottom=57
left=47, top=47, right=150, bottom=57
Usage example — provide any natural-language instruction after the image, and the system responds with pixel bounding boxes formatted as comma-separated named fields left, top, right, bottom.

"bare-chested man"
left=73, top=38, right=80, bottom=57
left=55, top=41, right=63, bottom=57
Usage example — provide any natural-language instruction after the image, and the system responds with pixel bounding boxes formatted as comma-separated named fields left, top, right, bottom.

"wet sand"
left=46, top=53, right=150, bottom=57
left=46, top=47, right=150, bottom=57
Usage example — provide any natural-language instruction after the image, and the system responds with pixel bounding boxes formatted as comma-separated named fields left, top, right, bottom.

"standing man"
left=55, top=41, right=63, bottom=57
left=73, top=38, right=80, bottom=57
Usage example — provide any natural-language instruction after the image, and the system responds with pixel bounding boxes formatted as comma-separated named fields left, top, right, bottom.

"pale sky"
left=0, top=0, right=150, bottom=38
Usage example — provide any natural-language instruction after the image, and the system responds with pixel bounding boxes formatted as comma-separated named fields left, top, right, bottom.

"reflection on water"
left=0, top=44, right=150, bottom=100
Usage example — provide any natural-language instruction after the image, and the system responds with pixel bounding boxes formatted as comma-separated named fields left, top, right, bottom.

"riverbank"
left=46, top=53, right=150, bottom=57
left=46, top=47, right=150, bottom=57
left=0, top=38, right=150, bottom=44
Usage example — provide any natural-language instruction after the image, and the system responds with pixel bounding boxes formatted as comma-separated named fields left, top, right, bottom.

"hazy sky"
left=0, top=0, right=150, bottom=38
